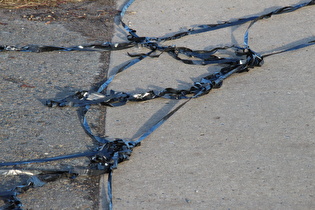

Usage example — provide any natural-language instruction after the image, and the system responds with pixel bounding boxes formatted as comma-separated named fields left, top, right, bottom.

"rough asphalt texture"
left=101, top=0, right=314, bottom=209
left=0, top=0, right=314, bottom=210
left=0, top=0, right=115, bottom=209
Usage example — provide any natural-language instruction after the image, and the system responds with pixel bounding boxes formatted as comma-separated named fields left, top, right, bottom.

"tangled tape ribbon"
left=1, top=0, right=315, bottom=209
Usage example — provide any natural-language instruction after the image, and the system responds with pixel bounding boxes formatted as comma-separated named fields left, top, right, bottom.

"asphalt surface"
left=0, top=0, right=115, bottom=209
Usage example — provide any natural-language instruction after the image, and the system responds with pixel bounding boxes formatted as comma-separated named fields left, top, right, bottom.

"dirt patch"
left=0, top=0, right=85, bottom=9
left=1, top=0, right=116, bottom=40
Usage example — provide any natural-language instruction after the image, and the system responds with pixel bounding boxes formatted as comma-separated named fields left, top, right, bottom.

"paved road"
left=101, top=0, right=315, bottom=209
left=0, top=0, right=314, bottom=209
left=0, top=1, right=115, bottom=209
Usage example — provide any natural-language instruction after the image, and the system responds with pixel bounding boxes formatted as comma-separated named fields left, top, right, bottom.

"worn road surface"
left=0, top=0, right=115, bottom=209
left=1, top=0, right=314, bottom=210
left=101, top=0, right=314, bottom=209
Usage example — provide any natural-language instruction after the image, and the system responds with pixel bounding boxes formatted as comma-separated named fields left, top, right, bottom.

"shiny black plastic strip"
left=262, top=39, right=315, bottom=57
left=0, top=171, right=78, bottom=210
left=119, top=0, right=139, bottom=38
left=134, top=99, right=191, bottom=144
left=0, top=0, right=314, bottom=209
left=243, top=0, right=315, bottom=48
left=44, top=48, right=266, bottom=108
left=0, top=99, right=190, bottom=209
left=0, top=176, right=44, bottom=210
left=0, top=151, right=96, bottom=166
left=107, top=170, right=113, bottom=210
left=1, top=1, right=312, bottom=53
left=78, top=105, right=110, bottom=144
left=126, top=0, right=315, bottom=43
left=0, top=42, right=135, bottom=53
left=77, top=49, right=156, bottom=146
